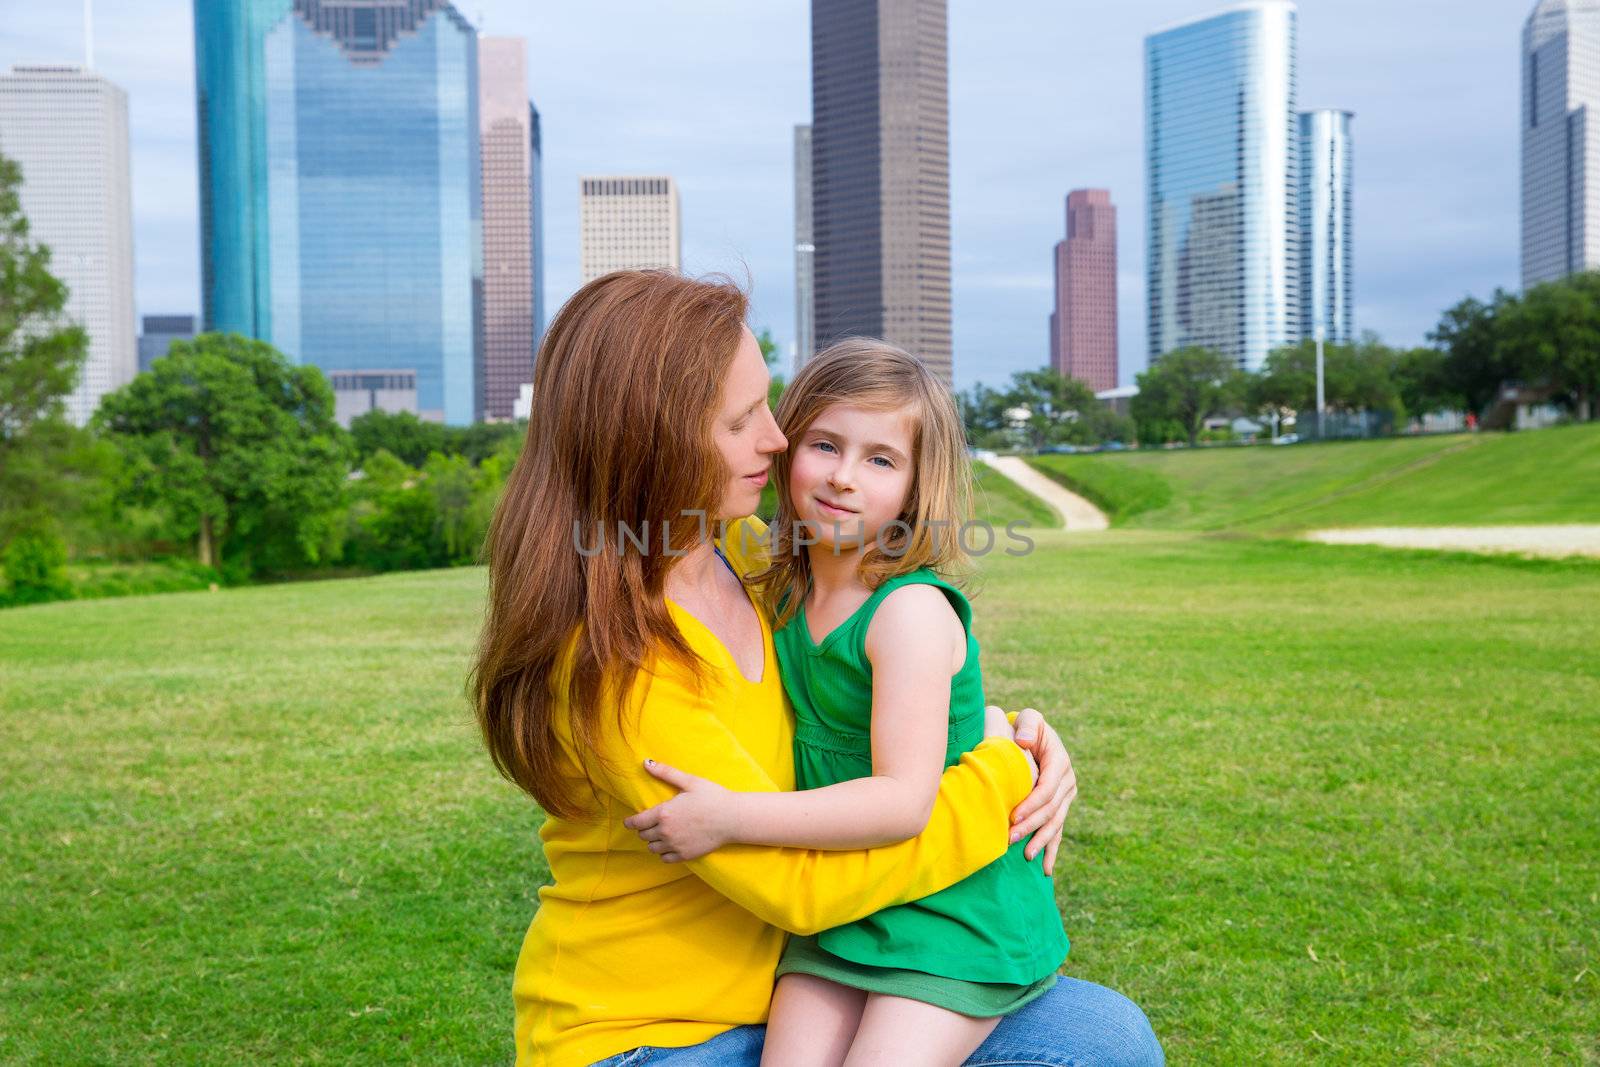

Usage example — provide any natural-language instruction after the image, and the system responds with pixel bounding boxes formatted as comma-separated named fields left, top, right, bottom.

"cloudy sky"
left=2, top=1, right=1521, bottom=391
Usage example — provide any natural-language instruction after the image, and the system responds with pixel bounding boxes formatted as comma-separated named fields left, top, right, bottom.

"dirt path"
left=1305, top=525, right=1600, bottom=558
left=985, top=456, right=1110, bottom=531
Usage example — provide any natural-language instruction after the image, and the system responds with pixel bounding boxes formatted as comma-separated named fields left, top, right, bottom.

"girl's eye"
left=871, top=456, right=894, bottom=468
left=814, top=440, right=836, bottom=453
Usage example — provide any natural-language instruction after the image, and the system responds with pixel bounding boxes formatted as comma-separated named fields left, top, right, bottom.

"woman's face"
left=711, top=326, right=787, bottom=520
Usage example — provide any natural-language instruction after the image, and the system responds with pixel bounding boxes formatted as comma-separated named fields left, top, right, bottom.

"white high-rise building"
left=0, top=65, right=136, bottom=426
left=1522, top=0, right=1600, bottom=288
left=578, top=176, right=680, bottom=284
left=793, top=124, right=815, bottom=372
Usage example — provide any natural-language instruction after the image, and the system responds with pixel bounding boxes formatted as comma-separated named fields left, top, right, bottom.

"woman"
left=471, top=271, right=1162, bottom=1067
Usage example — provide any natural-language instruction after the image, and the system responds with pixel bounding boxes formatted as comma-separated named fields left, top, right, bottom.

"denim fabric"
left=585, top=976, right=1162, bottom=1067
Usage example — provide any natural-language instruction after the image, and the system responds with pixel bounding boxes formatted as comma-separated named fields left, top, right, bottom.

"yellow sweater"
left=513, top=517, right=1034, bottom=1067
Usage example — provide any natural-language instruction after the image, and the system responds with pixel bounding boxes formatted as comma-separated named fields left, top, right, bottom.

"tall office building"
left=1522, top=0, right=1600, bottom=288
left=794, top=124, right=816, bottom=371
left=138, top=314, right=197, bottom=373
left=578, top=176, right=680, bottom=283
left=479, top=36, right=543, bottom=422
left=0, top=65, right=136, bottom=426
left=1049, top=190, right=1119, bottom=392
left=193, top=1, right=483, bottom=426
left=1298, top=109, right=1354, bottom=344
left=1146, top=0, right=1299, bottom=372
left=811, top=0, right=953, bottom=385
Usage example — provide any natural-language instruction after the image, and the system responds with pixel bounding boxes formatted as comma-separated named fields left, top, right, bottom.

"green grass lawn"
left=4, top=537, right=1597, bottom=1063
left=1030, top=422, right=1600, bottom=532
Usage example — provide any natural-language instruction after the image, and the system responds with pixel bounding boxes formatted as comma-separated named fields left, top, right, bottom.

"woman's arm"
left=589, top=661, right=1033, bottom=937
left=631, top=585, right=967, bottom=854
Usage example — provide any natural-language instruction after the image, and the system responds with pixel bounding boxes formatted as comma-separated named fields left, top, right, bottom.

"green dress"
left=771, top=568, right=1069, bottom=1016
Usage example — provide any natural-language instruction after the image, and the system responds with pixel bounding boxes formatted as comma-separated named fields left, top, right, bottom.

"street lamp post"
left=1316, top=333, right=1325, bottom=441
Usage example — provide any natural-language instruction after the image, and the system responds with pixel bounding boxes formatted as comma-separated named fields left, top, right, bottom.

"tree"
left=1394, top=345, right=1457, bottom=417
left=0, top=151, right=98, bottom=542
left=1132, top=347, right=1246, bottom=447
left=955, top=382, right=1011, bottom=447
left=1498, top=273, right=1600, bottom=420
left=1006, top=369, right=1121, bottom=449
left=93, top=333, right=352, bottom=574
left=756, top=326, right=786, bottom=408
left=1250, top=335, right=1404, bottom=420
left=350, top=409, right=448, bottom=468
left=1429, top=292, right=1511, bottom=416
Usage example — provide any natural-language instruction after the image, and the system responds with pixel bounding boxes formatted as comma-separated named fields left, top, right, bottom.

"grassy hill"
left=1030, top=423, right=1600, bottom=531
left=3, top=536, right=1597, bottom=1061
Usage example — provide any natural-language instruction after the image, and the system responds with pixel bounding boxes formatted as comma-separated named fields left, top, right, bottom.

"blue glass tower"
left=194, top=0, right=483, bottom=425
left=1298, top=109, right=1354, bottom=344
left=1145, top=0, right=1299, bottom=372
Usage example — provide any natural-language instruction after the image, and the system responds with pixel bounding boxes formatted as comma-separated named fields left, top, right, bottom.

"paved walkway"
left=1305, top=525, right=1600, bottom=558
left=985, top=456, right=1110, bottom=531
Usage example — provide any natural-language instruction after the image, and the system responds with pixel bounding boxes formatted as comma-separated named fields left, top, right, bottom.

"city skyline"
left=2, top=1, right=1521, bottom=392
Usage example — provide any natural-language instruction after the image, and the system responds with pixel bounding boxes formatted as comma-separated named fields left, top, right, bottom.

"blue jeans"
left=588, top=975, right=1163, bottom=1066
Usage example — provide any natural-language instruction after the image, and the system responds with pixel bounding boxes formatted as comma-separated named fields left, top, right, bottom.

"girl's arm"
left=626, top=584, right=972, bottom=857
left=589, top=656, right=1033, bottom=936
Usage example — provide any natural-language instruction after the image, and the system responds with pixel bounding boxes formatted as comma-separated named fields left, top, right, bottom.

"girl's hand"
left=622, top=760, right=737, bottom=863
left=985, top=705, right=1039, bottom=786
left=993, top=706, right=1078, bottom=876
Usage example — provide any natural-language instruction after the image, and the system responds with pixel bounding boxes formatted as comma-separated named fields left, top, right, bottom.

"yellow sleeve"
left=591, top=665, right=1033, bottom=937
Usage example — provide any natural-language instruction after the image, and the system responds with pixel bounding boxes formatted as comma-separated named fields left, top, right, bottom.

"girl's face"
left=712, top=326, right=788, bottom=521
left=788, top=402, right=917, bottom=550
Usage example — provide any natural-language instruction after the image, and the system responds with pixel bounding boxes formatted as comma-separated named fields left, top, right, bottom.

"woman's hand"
left=992, top=706, right=1077, bottom=876
left=622, top=760, right=736, bottom=863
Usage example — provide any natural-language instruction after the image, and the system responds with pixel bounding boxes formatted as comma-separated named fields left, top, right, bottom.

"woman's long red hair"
left=469, top=270, right=748, bottom=817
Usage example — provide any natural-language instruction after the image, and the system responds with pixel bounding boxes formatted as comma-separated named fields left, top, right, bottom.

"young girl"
left=622, top=338, right=1069, bottom=1066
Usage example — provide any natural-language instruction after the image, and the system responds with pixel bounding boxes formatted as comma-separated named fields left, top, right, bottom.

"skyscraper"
left=193, top=1, right=483, bottom=426
left=578, top=176, right=680, bottom=283
left=1146, top=0, right=1299, bottom=372
left=1049, top=190, right=1119, bottom=392
left=1522, top=0, right=1600, bottom=288
left=811, top=0, right=953, bottom=384
left=0, top=64, right=136, bottom=426
left=1298, top=109, right=1354, bottom=344
left=794, top=124, right=815, bottom=372
left=479, top=35, right=544, bottom=422
left=138, top=315, right=197, bottom=374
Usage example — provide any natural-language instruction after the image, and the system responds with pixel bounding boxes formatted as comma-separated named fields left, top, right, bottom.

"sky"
left=1, top=0, right=1522, bottom=392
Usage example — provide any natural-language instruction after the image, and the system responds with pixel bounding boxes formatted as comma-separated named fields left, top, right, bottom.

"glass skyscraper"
left=193, top=0, right=483, bottom=425
left=1146, top=0, right=1299, bottom=372
left=1522, top=0, right=1600, bottom=289
left=1298, top=109, right=1354, bottom=344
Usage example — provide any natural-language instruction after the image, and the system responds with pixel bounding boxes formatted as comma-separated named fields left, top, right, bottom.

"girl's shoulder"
left=861, top=569, right=973, bottom=669
left=868, top=567, right=972, bottom=631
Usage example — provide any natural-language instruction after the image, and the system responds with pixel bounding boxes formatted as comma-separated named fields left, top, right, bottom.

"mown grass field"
left=1030, top=422, right=1600, bottom=531
left=4, top=441, right=1598, bottom=1063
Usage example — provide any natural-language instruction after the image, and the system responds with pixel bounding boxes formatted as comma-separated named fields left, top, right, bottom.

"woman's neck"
left=664, top=541, right=723, bottom=603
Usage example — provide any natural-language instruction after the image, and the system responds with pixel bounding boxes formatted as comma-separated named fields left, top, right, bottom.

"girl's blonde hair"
left=753, top=337, right=974, bottom=628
